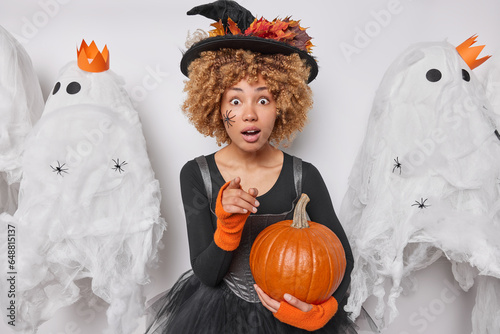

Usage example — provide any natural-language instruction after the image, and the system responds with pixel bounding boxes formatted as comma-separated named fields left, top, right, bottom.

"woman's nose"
left=242, top=105, right=257, bottom=121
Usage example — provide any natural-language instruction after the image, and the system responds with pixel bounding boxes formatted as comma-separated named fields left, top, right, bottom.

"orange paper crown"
left=456, top=35, right=491, bottom=70
left=77, top=40, right=109, bottom=72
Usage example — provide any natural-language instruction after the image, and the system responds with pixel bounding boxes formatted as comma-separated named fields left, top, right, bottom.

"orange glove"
left=274, top=296, right=338, bottom=331
left=214, top=181, right=251, bottom=251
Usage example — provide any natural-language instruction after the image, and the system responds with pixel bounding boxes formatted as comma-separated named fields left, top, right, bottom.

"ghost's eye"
left=462, top=69, right=470, bottom=82
left=52, top=82, right=61, bottom=95
left=426, top=69, right=442, bottom=82
left=66, top=82, right=81, bottom=95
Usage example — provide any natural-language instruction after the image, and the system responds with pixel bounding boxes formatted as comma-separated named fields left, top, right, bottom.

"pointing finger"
left=228, top=177, right=241, bottom=189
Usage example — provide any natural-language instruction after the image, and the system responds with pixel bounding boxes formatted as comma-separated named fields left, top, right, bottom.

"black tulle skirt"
left=145, top=270, right=361, bottom=334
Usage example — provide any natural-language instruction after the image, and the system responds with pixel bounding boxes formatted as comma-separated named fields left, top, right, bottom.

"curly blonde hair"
left=182, top=48, right=313, bottom=146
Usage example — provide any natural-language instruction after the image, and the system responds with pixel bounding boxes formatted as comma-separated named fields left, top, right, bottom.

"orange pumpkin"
left=249, top=193, right=346, bottom=304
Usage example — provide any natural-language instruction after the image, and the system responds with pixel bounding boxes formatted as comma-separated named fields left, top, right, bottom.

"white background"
left=1, top=0, right=499, bottom=333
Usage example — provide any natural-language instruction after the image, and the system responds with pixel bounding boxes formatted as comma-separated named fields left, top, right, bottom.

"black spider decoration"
left=412, top=198, right=430, bottom=209
left=223, top=110, right=236, bottom=127
left=112, top=159, right=128, bottom=173
left=51, top=161, right=68, bottom=176
left=392, top=157, right=402, bottom=174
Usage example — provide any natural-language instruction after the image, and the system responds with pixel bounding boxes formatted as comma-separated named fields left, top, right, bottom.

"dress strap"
left=292, top=156, right=302, bottom=197
left=195, top=155, right=212, bottom=205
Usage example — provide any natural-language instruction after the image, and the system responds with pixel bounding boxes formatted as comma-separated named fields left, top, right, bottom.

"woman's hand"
left=255, top=284, right=338, bottom=331
left=254, top=284, right=313, bottom=313
left=213, top=178, right=257, bottom=251
left=221, top=177, right=259, bottom=214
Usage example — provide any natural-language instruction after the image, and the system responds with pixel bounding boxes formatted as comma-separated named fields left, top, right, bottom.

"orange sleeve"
left=213, top=181, right=251, bottom=251
left=274, top=296, right=338, bottom=331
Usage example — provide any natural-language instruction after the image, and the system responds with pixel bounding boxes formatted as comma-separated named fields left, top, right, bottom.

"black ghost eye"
left=66, top=81, right=81, bottom=94
left=52, top=82, right=61, bottom=95
left=462, top=69, right=471, bottom=82
left=426, top=69, right=442, bottom=82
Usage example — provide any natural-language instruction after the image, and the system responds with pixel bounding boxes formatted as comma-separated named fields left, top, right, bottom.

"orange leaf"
left=227, top=18, right=241, bottom=35
left=274, top=29, right=296, bottom=41
left=245, top=17, right=272, bottom=37
left=209, top=20, right=226, bottom=37
left=243, top=16, right=314, bottom=54
left=287, top=19, right=301, bottom=28
left=305, top=40, right=314, bottom=53
left=269, top=20, right=289, bottom=34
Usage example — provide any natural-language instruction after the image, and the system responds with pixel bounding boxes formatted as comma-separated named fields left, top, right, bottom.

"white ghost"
left=0, top=25, right=43, bottom=213
left=2, top=41, right=166, bottom=333
left=340, top=37, right=500, bottom=329
left=0, top=25, right=43, bottom=332
left=483, top=54, right=500, bottom=120
left=471, top=54, right=500, bottom=334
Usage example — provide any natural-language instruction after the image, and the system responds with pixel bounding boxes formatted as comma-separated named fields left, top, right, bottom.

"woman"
left=146, top=1, right=356, bottom=332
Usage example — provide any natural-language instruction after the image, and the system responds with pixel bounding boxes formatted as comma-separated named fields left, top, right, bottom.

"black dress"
left=146, top=152, right=358, bottom=333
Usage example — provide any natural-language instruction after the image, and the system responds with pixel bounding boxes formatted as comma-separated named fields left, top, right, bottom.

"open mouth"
left=242, top=130, right=261, bottom=136
left=241, top=128, right=261, bottom=143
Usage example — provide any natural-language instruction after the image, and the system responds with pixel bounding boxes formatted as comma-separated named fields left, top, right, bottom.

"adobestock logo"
left=129, top=65, right=170, bottom=105
left=398, top=95, right=488, bottom=175
left=339, top=0, right=405, bottom=63
left=11, top=0, right=73, bottom=45
left=409, top=278, right=463, bottom=333
left=396, top=278, right=464, bottom=334
left=65, top=117, right=114, bottom=166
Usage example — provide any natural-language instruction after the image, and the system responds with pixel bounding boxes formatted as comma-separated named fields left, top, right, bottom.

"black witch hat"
left=180, top=0, right=318, bottom=83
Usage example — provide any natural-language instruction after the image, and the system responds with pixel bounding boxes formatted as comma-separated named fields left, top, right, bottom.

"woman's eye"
left=258, top=98, right=269, bottom=105
left=230, top=98, right=241, bottom=105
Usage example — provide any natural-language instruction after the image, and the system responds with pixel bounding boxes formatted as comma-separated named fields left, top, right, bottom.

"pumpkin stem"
left=291, top=193, right=310, bottom=229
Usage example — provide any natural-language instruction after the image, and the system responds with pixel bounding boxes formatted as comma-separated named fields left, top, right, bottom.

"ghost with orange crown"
left=340, top=36, right=500, bottom=331
left=1, top=41, right=166, bottom=333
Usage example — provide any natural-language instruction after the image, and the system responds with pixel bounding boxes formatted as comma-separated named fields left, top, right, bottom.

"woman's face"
left=220, top=75, right=277, bottom=152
